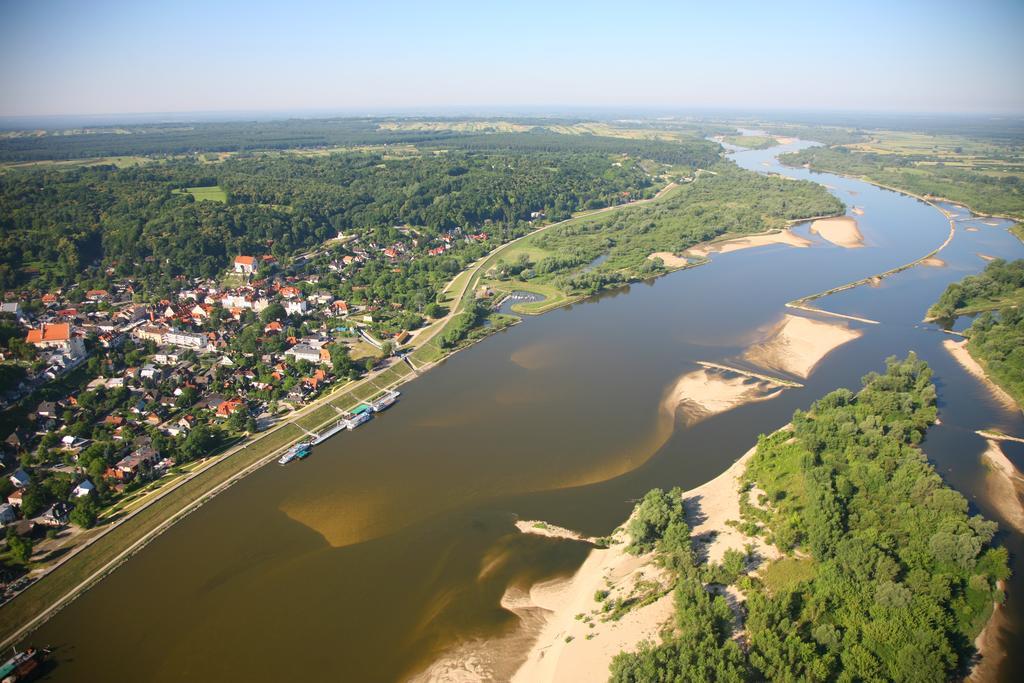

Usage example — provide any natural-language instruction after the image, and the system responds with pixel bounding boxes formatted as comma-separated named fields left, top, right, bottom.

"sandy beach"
left=744, top=314, right=863, bottom=379
left=920, top=256, right=946, bottom=267
left=510, top=444, right=765, bottom=682
left=684, top=229, right=811, bottom=259
left=942, top=339, right=1019, bottom=413
left=647, top=251, right=688, bottom=268
left=981, top=439, right=1024, bottom=534
left=969, top=581, right=1010, bottom=683
left=663, top=366, right=785, bottom=425
left=809, top=216, right=864, bottom=248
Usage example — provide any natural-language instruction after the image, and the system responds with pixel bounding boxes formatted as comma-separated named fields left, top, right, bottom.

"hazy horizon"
left=2, top=0, right=1023, bottom=120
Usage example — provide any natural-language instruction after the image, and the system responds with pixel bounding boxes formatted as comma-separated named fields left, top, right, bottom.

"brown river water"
left=24, top=140, right=1024, bottom=681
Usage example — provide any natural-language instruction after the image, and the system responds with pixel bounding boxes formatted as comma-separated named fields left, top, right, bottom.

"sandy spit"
left=516, top=520, right=595, bottom=543
left=510, top=445, right=765, bottom=683
left=942, top=339, right=1019, bottom=413
left=920, top=257, right=947, bottom=268
left=851, top=206, right=865, bottom=216
left=978, top=253, right=996, bottom=261
left=744, top=314, right=863, bottom=380
left=647, top=252, right=688, bottom=268
left=968, top=581, right=1010, bottom=683
left=809, top=216, right=865, bottom=248
left=663, top=367, right=785, bottom=425
left=981, top=440, right=1024, bottom=534
left=684, top=230, right=811, bottom=259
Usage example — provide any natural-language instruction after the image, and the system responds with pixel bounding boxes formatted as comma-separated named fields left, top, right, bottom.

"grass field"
left=721, top=135, right=778, bottom=149
left=174, top=185, right=228, bottom=202
left=0, top=155, right=154, bottom=173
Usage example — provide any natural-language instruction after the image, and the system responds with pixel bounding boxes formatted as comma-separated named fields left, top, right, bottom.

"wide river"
left=27, top=141, right=1024, bottom=681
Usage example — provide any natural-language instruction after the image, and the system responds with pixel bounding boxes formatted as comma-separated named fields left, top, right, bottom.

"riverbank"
left=942, top=339, right=1020, bottom=413
left=980, top=439, right=1024, bottom=534
left=508, top=443, right=764, bottom=682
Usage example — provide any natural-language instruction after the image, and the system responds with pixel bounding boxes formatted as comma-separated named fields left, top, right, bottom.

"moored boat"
left=371, top=391, right=400, bottom=412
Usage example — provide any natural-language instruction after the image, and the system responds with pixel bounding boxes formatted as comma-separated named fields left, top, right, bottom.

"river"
left=25, top=139, right=1024, bottom=682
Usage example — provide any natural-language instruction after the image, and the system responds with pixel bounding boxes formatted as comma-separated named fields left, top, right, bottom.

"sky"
left=1, top=0, right=1022, bottom=119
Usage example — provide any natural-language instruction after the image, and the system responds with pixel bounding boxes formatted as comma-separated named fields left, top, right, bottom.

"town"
left=0, top=222, right=498, bottom=601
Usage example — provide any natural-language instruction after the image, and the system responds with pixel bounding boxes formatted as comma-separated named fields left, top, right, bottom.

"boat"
left=343, top=411, right=372, bottom=430
left=278, top=441, right=312, bottom=464
left=370, top=391, right=400, bottom=412
left=0, top=647, right=47, bottom=682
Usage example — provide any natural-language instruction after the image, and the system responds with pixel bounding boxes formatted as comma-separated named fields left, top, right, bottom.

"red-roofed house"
left=216, top=397, right=245, bottom=418
left=25, top=323, right=85, bottom=357
left=234, top=255, right=256, bottom=274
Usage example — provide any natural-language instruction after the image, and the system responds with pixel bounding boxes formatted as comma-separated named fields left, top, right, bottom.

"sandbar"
left=684, top=230, right=811, bottom=259
left=743, top=314, right=863, bottom=379
left=647, top=251, right=688, bottom=268
left=663, top=367, right=785, bottom=425
left=809, top=216, right=864, bottom=248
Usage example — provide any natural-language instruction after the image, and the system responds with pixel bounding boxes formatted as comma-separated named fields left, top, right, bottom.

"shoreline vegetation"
left=0, top=153, right=844, bottom=648
left=931, top=258, right=1024, bottom=413
left=506, top=356, right=1008, bottom=682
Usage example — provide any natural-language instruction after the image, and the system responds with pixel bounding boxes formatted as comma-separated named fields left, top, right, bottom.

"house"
left=61, top=435, right=88, bottom=450
left=4, top=430, right=29, bottom=454
left=0, top=503, right=17, bottom=525
left=39, top=502, right=70, bottom=527
left=283, top=299, right=308, bottom=317
left=216, top=397, right=245, bottom=418
left=135, top=325, right=168, bottom=344
left=73, top=479, right=96, bottom=498
left=35, top=401, right=58, bottom=419
left=164, top=328, right=208, bottom=350
left=114, top=447, right=159, bottom=480
left=8, top=469, right=30, bottom=489
left=0, top=302, right=26, bottom=323
left=24, top=323, right=86, bottom=358
left=285, top=343, right=324, bottom=365
left=85, top=289, right=110, bottom=302
left=234, top=255, right=256, bottom=274
left=332, top=300, right=349, bottom=315
left=153, top=349, right=182, bottom=365
left=140, top=364, right=161, bottom=381
left=6, top=490, right=23, bottom=507
left=264, top=321, right=283, bottom=334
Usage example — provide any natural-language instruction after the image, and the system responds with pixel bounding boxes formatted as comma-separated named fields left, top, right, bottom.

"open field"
left=173, top=185, right=227, bottom=202
left=0, top=155, right=155, bottom=172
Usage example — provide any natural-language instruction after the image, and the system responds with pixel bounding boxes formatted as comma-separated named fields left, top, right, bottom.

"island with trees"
left=561, top=355, right=1008, bottom=682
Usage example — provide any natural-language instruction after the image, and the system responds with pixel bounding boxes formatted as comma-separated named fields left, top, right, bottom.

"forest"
left=610, top=355, right=1008, bottom=682
left=0, top=134, right=719, bottom=296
